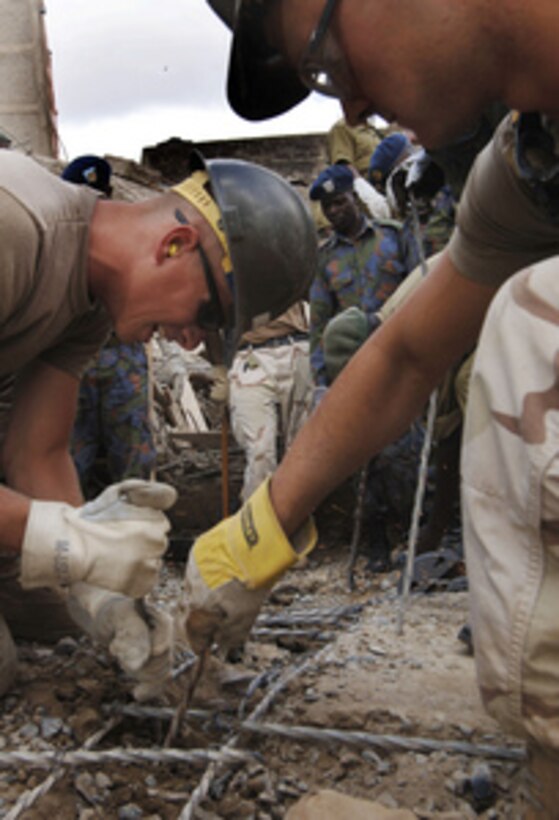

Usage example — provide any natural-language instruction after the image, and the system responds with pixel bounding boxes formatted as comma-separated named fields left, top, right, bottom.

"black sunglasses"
left=298, top=0, right=361, bottom=100
left=174, top=206, right=227, bottom=332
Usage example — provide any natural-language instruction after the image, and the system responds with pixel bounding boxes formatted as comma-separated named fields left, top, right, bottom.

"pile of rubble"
left=0, top=151, right=530, bottom=818
left=148, top=334, right=245, bottom=551
left=0, top=550, right=530, bottom=818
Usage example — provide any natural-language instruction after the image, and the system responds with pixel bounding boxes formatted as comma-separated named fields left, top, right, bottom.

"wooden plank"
left=178, top=378, right=208, bottom=432
left=171, top=431, right=236, bottom=450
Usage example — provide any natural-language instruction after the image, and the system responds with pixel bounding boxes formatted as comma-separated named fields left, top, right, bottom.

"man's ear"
left=157, top=225, right=199, bottom=263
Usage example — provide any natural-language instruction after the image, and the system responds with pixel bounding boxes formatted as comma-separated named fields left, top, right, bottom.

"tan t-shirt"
left=0, top=152, right=111, bottom=383
left=448, top=115, right=559, bottom=287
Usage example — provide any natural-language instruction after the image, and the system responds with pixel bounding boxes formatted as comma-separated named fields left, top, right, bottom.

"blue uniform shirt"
left=310, top=216, right=416, bottom=385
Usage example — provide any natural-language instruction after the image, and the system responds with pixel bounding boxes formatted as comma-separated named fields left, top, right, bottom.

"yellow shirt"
left=327, top=119, right=382, bottom=176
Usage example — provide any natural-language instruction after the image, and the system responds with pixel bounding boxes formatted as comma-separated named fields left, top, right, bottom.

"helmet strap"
left=172, top=171, right=233, bottom=277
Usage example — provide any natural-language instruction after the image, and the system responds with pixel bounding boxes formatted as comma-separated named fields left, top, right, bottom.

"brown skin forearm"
left=2, top=361, right=83, bottom=505
left=271, top=324, right=438, bottom=535
left=0, top=361, right=84, bottom=554
left=0, top=485, right=30, bottom=555
left=271, top=251, right=497, bottom=536
left=0, top=449, right=83, bottom=556
left=6, top=448, right=84, bottom=505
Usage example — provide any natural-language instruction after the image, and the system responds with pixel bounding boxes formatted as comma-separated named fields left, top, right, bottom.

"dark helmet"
left=175, top=150, right=317, bottom=357
left=206, top=0, right=310, bottom=121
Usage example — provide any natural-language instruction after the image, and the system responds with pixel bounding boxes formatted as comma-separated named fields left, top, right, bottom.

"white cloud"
left=44, top=0, right=343, bottom=161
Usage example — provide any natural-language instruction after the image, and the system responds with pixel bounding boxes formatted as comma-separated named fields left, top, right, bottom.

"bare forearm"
left=2, top=361, right=83, bottom=506
left=0, top=451, right=82, bottom=555
left=271, top=251, right=496, bottom=536
left=271, top=325, right=437, bottom=535
left=0, top=485, right=30, bottom=555
left=6, top=449, right=83, bottom=505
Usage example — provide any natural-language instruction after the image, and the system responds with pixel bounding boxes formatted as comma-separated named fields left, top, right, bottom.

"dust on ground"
left=0, top=542, right=529, bottom=819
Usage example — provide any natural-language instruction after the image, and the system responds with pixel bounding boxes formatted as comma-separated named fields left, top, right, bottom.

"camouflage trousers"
left=463, top=258, right=559, bottom=754
left=229, top=339, right=312, bottom=502
left=72, top=341, right=156, bottom=495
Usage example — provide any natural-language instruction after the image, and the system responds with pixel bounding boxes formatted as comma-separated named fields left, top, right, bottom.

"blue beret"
left=368, top=133, right=412, bottom=181
left=309, top=164, right=354, bottom=201
left=62, top=155, right=112, bottom=194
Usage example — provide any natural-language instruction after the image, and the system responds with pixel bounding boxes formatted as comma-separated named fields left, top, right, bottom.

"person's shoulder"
left=0, top=183, right=40, bottom=242
left=328, top=117, right=348, bottom=134
left=0, top=151, right=96, bottom=226
left=0, top=151, right=58, bottom=191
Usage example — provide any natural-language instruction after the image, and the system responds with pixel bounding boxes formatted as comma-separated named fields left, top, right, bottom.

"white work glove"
left=21, top=479, right=177, bottom=598
left=67, top=583, right=174, bottom=702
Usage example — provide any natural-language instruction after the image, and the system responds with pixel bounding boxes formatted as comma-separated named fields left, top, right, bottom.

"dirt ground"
left=0, top=536, right=531, bottom=819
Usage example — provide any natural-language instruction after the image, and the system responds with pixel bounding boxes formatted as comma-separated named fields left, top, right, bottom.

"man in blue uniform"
left=309, top=164, right=417, bottom=391
left=308, top=164, right=420, bottom=570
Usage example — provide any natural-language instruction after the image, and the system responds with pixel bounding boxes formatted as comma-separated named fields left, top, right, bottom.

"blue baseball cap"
left=309, top=164, right=355, bottom=201
left=369, top=133, right=413, bottom=182
left=62, top=155, right=112, bottom=195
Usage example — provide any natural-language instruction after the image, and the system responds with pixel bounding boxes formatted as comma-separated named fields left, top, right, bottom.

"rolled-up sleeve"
left=448, top=116, right=559, bottom=287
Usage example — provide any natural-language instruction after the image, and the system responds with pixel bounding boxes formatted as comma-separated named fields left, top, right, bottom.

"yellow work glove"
left=178, top=478, right=317, bottom=654
left=67, top=583, right=174, bottom=702
left=21, top=479, right=177, bottom=599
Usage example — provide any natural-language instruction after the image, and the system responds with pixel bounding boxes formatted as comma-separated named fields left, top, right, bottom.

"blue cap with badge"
left=368, top=133, right=413, bottom=183
left=309, top=164, right=354, bottom=201
left=62, top=155, right=113, bottom=196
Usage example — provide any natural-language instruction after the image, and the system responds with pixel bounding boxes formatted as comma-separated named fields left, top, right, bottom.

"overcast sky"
left=44, top=0, right=344, bottom=162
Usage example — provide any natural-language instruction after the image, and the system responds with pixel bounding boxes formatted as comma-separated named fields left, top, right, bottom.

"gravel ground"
left=0, top=544, right=532, bottom=819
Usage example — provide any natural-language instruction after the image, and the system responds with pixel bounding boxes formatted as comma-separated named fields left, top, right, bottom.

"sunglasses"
left=196, top=242, right=227, bottom=332
left=298, top=0, right=361, bottom=100
left=174, top=207, right=227, bottom=332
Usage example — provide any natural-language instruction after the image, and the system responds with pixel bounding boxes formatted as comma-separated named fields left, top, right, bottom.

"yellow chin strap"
left=172, top=171, right=233, bottom=276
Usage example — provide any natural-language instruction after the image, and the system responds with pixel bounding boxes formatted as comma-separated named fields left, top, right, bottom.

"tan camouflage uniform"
left=229, top=304, right=312, bottom=502
left=462, top=260, right=559, bottom=814
left=463, top=260, right=559, bottom=740
left=450, top=112, right=559, bottom=813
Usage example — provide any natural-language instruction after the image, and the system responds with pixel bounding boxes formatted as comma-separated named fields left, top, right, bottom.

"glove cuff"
left=20, top=500, right=78, bottom=589
left=230, top=478, right=317, bottom=589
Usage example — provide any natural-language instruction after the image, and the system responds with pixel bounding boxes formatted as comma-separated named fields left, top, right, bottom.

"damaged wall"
left=141, top=132, right=329, bottom=188
left=0, top=0, right=58, bottom=156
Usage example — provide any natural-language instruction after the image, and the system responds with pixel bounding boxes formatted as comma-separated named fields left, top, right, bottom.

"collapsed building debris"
left=0, top=559, right=530, bottom=817
left=0, top=134, right=521, bottom=819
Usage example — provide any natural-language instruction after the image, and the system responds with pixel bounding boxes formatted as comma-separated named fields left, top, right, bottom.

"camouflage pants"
left=72, top=341, right=156, bottom=494
left=463, top=258, right=559, bottom=752
left=229, top=339, right=312, bottom=502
